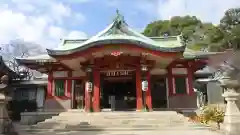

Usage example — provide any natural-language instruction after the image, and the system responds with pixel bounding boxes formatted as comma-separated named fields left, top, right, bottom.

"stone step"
left=40, top=112, right=187, bottom=125
left=16, top=120, right=211, bottom=133
left=47, top=118, right=181, bottom=122
left=59, top=111, right=178, bottom=116
left=50, top=115, right=183, bottom=120
left=32, top=123, right=191, bottom=130
left=36, top=119, right=189, bottom=127
left=57, top=115, right=180, bottom=118
left=23, top=123, right=211, bottom=132
left=41, top=119, right=185, bottom=126
left=43, top=118, right=186, bottom=125
left=31, top=111, right=192, bottom=133
left=20, top=126, right=211, bottom=133
left=56, top=114, right=181, bottom=119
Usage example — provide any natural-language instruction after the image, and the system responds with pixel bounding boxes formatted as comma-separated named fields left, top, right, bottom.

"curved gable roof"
left=47, top=11, right=186, bottom=56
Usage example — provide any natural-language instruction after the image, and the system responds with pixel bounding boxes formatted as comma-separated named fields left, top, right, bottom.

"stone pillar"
left=222, top=89, right=240, bottom=135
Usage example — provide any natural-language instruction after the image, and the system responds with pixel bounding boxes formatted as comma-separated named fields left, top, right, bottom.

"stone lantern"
left=214, top=51, right=240, bottom=135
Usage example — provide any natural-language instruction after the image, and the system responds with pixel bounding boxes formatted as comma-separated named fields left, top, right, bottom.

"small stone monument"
left=0, top=75, right=13, bottom=134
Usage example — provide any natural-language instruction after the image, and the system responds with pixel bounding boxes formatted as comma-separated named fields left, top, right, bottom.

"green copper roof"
left=47, top=11, right=186, bottom=56
left=15, top=54, right=56, bottom=64
left=183, top=48, right=222, bottom=59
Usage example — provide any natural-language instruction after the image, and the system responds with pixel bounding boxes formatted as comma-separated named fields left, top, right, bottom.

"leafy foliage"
left=199, top=105, right=225, bottom=129
left=143, top=7, right=240, bottom=51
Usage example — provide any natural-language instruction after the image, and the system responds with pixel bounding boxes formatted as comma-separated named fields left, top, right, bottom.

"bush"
left=199, top=104, right=225, bottom=129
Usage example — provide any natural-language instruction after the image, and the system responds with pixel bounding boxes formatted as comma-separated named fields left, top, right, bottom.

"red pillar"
left=66, top=71, right=72, bottom=98
left=47, top=72, right=53, bottom=98
left=146, top=71, right=152, bottom=111
left=84, top=81, right=90, bottom=112
left=136, top=67, right=143, bottom=111
left=187, top=67, right=194, bottom=95
left=93, top=70, right=100, bottom=112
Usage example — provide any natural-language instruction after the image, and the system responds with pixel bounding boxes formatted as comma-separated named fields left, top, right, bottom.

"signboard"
left=106, top=71, right=129, bottom=77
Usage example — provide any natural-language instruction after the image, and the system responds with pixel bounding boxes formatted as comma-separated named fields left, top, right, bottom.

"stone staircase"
left=16, top=110, right=212, bottom=134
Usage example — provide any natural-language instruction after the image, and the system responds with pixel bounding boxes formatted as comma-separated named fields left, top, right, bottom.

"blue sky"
left=0, top=0, right=239, bottom=48
left=68, top=0, right=159, bottom=35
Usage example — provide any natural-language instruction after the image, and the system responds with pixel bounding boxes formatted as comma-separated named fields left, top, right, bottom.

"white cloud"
left=67, top=31, right=88, bottom=39
left=0, top=0, right=87, bottom=49
left=157, top=0, right=240, bottom=24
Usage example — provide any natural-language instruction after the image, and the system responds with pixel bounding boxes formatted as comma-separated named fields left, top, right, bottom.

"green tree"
left=143, top=15, right=201, bottom=38
left=143, top=8, right=240, bottom=51
left=143, top=16, right=222, bottom=51
left=220, top=8, right=240, bottom=49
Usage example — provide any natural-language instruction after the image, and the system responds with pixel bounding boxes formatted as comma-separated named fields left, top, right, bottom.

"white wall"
left=207, top=82, right=225, bottom=104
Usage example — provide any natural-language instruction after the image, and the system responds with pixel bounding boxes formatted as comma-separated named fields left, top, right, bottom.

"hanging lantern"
left=86, top=81, right=93, bottom=92
left=142, top=80, right=148, bottom=91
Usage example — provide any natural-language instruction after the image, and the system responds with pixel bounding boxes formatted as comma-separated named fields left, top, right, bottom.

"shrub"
left=199, top=104, right=225, bottom=129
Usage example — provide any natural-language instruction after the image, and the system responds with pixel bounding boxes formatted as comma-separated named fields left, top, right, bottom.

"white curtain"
left=36, top=87, right=45, bottom=108
left=28, top=90, right=36, bottom=100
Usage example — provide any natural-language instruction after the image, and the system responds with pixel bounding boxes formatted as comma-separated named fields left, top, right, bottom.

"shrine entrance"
left=100, top=70, right=136, bottom=111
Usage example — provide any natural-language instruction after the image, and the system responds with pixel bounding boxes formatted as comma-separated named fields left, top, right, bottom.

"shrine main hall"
left=16, top=13, right=216, bottom=112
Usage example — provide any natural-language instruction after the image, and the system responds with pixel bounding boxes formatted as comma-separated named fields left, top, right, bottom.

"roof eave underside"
left=47, top=39, right=186, bottom=56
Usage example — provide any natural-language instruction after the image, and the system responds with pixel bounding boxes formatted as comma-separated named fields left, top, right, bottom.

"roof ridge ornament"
left=111, top=9, right=126, bottom=34
left=115, top=10, right=124, bottom=22
left=113, top=9, right=126, bottom=27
